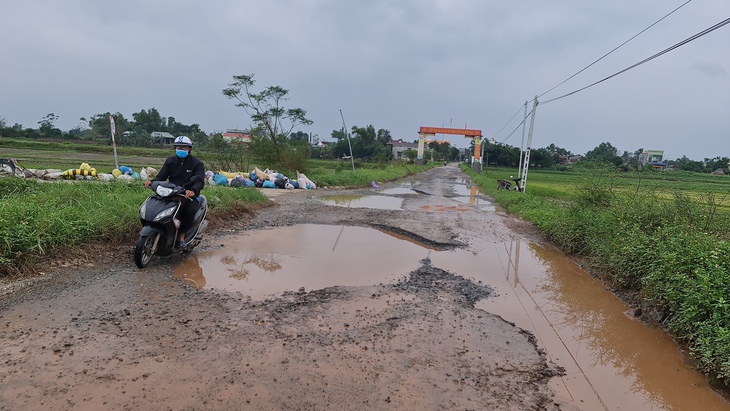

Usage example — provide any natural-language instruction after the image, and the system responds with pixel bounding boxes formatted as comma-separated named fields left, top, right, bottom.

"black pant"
left=178, top=197, right=200, bottom=234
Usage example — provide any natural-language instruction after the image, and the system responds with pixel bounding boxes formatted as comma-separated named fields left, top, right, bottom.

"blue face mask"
left=176, top=149, right=189, bottom=159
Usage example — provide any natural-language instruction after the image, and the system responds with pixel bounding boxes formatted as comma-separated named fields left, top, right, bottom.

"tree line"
left=0, top=108, right=207, bottom=148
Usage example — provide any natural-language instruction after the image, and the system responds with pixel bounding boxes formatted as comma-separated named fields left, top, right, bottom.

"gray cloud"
left=1, top=0, right=728, bottom=161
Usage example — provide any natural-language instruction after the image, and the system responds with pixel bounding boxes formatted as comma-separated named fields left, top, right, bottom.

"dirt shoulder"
left=0, top=166, right=565, bottom=410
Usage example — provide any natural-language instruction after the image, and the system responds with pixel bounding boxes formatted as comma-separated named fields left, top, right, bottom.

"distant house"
left=639, top=150, right=664, bottom=166
left=151, top=131, right=175, bottom=145
left=388, top=139, right=418, bottom=160
left=559, top=155, right=583, bottom=165
left=222, top=129, right=251, bottom=143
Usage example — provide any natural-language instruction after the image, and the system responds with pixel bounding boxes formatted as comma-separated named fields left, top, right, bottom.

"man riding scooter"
left=144, top=136, right=205, bottom=251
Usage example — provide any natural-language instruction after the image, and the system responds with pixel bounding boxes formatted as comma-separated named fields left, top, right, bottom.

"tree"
left=530, top=148, right=555, bottom=168
left=351, top=125, right=377, bottom=159
left=67, top=117, right=90, bottom=139
left=38, top=113, right=61, bottom=138
left=330, top=128, right=352, bottom=159
left=402, top=149, right=418, bottom=163
left=289, top=131, right=309, bottom=143
left=377, top=129, right=392, bottom=146
left=583, top=142, right=623, bottom=166
left=706, top=156, right=730, bottom=173
left=132, top=108, right=166, bottom=133
left=428, top=141, right=452, bottom=161
left=222, top=74, right=313, bottom=163
left=198, top=133, right=253, bottom=172
left=484, top=143, right=520, bottom=167
left=671, top=155, right=704, bottom=173
left=88, top=112, right=129, bottom=141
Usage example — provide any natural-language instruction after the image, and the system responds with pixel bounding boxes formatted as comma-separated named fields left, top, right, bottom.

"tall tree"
left=222, top=74, right=313, bottom=160
left=132, top=108, right=166, bottom=133
left=38, top=113, right=61, bottom=138
left=88, top=112, right=128, bottom=141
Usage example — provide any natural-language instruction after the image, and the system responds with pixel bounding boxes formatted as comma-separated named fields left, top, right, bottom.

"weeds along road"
left=0, top=166, right=574, bottom=410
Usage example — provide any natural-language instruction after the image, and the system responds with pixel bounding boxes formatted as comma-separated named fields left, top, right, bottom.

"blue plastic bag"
left=213, top=173, right=229, bottom=186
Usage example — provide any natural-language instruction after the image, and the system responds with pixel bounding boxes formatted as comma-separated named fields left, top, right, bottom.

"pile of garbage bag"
left=205, top=167, right=316, bottom=190
left=2, top=160, right=316, bottom=190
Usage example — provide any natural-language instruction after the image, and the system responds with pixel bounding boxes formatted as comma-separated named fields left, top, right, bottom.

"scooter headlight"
left=153, top=206, right=177, bottom=222
left=139, top=202, right=147, bottom=220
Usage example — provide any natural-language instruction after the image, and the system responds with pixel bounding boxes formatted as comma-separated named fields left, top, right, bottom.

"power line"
left=541, top=17, right=730, bottom=105
left=490, top=104, right=525, bottom=140
left=499, top=109, right=533, bottom=144
left=539, top=0, right=692, bottom=98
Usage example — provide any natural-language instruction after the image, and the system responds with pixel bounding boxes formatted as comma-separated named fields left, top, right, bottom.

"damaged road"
left=1, top=165, right=565, bottom=410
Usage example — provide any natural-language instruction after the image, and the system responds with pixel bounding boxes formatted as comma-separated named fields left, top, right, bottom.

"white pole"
left=517, top=101, right=528, bottom=178
left=520, top=96, right=538, bottom=193
left=340, top=110, right=355, bottom=173
left=480, top=135, right=486, bottom=171
left=109, top=115, right=119, bottom=170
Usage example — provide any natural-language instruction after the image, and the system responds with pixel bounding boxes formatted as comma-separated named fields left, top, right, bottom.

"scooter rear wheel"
left=134, top=234, right=156, bottom=268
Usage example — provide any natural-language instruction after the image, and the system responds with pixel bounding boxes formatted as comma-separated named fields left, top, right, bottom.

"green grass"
left=466, top=164, right=730, bottom=387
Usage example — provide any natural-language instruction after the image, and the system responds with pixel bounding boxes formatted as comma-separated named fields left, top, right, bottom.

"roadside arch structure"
left=418, top=126, right=483, bottom=171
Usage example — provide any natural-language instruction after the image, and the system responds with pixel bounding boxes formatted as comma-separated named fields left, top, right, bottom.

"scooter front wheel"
left=134, top=234, right=157, bottom=268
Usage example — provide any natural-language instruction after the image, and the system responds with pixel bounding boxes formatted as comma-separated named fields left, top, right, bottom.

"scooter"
left=496, top=176, right=523, bottom=192
left=134, top=176, right=208, bottom=268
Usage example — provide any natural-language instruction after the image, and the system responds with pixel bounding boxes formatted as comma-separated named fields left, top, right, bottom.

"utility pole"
left=340, top=110, right=355, bottom=173
left=520, top=96, right=538, bottom=193
left=517, top=101, right=528, bottom=179
left=109, top=115, right=119, bottom=170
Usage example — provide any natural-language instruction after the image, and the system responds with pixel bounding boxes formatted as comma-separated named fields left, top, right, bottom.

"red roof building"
left=222, top=129, right=251, bottom=143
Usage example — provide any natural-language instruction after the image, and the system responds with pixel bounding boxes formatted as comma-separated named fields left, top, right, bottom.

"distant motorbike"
left=134, top=176, right=208, bottom=268
left=496, top=176, right=523, bottom=192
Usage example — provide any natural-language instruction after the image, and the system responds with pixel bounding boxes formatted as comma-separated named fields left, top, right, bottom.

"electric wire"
left=538, top=0, right=692, bottom=99
left=490, top=104, right=525, bottom=141
left=541, top=17, right=730, bottom=105
left=499, top=109, right=533, bottom=144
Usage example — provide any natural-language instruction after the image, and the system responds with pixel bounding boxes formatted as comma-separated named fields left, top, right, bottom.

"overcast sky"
left=1, top=0, right=728, bottom=161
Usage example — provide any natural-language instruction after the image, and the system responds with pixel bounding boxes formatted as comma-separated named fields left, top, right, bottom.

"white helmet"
left=174, top=136, right=193, bottom=147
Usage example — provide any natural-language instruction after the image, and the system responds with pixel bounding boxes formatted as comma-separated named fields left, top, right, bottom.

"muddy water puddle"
left=176, top=224, right=730, bottom=410
left=451, top=179, right=497, bottom=211
left=379, top=187, right=418, bottom=195
left=317, top=194, right=403, bottom=210
left=174, top=225, right=426, bottom=297
left=458, top=240, right=729, bottom=411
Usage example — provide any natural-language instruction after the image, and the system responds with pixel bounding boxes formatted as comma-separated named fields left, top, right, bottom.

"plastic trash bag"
left=213, top=173, right=229, bottom=186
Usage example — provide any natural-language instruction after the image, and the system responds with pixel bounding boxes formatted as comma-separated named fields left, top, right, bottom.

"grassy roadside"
left=463, top=164, right=730, bottom=387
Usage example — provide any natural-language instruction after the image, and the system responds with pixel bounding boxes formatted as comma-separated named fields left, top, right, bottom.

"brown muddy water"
left=174, top=224, right=730, bottom=411
left=317, top=194, right=404, bottom=210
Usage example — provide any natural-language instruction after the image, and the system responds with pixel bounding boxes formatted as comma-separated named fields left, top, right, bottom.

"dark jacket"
left=152, top=154, right=206, bottom=196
